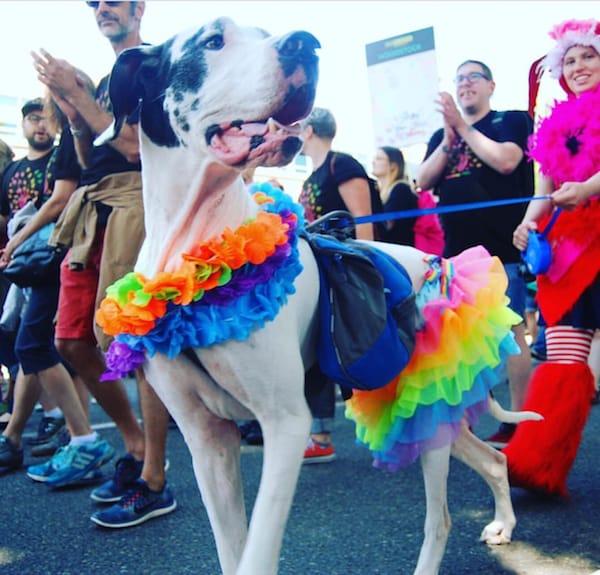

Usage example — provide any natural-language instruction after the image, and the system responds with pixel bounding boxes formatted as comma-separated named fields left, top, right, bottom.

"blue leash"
left=355, top=195, right=553, bottom=224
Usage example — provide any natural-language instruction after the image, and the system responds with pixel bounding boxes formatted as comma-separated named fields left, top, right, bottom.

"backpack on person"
left=302, top=220, right=417, bottom=391
left=413, top=189, right=445, bottom=256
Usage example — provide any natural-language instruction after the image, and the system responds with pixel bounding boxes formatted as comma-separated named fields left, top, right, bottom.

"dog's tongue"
left=209, top=121, right=268, bottom=165
left=209, top=119, right=299, bottom=165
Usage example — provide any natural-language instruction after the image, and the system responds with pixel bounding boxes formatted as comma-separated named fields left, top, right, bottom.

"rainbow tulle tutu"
left=345, top=246, right=521, bottom=471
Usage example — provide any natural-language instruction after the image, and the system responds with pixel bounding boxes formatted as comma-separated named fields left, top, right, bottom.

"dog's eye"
left=203, top=34, right=224, bottom=50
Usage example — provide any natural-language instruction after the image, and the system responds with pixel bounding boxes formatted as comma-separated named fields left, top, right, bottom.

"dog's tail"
left=488, top=396, right=543, bottom=424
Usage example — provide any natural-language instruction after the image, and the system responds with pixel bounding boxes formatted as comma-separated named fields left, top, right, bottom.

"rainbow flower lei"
left=98, top=183, right=305, bottom=380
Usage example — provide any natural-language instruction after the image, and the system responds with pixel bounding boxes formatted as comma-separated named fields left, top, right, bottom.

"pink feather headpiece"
left=542, top=19, right=600, bottom=79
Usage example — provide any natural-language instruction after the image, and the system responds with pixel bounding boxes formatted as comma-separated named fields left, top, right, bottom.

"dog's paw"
left=480, top=521, right=512, bottom=546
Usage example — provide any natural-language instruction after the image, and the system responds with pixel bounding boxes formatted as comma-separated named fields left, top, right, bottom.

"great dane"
left=100, top=17, right=540, bottom=575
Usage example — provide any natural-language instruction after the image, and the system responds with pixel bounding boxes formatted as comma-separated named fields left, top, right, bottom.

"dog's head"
left=107, top=17, right=320, bottom=169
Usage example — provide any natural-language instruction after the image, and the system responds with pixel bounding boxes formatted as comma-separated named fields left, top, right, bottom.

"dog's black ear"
left=102, top=43, right=168, bottom=141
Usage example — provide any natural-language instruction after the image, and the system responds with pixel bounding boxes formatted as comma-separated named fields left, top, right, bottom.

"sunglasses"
left=86, top=1, right=123, bottom=8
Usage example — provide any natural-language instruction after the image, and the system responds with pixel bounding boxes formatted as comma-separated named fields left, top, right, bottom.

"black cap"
left=21, top=98, right=44, bottom=118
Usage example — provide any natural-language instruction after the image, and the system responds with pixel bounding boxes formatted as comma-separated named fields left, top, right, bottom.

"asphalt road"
left=1, top=379, right=599, bottom=575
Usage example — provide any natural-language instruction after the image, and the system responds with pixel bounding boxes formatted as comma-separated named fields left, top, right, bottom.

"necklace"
left=99, top=183, right=305, bottom=380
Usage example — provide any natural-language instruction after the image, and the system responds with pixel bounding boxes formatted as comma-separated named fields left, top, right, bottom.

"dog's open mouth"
left=206, top=117, right=303, bottom=167
left=205, top=81, right=316, bottom=168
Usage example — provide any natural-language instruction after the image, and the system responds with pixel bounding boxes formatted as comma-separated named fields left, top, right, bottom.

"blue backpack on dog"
left=302, top=217, right=417, bottom=391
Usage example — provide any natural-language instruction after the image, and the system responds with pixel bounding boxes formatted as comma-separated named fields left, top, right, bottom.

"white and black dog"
left=103, top=18, right=539, bottom=575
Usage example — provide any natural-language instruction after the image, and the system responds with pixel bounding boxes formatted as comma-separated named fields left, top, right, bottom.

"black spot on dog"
left=169, top=28, right=209, bottom=105
left=205, top=124, right=223, bottom=145
left=281, top=136, right=302, bottom=158
left=249, top=135, right=265, bottom=151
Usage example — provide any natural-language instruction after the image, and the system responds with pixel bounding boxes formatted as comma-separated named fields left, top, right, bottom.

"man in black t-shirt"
left=0, top=98, right=55, bottom=434
left=417, top=60, right=534, bottom=448
left=0, top=98, right=55, bottom=225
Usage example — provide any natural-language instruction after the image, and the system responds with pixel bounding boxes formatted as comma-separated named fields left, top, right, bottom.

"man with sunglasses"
left=30, top=1, right=176, bottom=528
left=417, top=59, right=534, bottom=449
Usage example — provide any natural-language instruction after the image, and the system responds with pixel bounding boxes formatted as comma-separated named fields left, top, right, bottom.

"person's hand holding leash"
left=552, top=181, right=590, bottom=210
left=512, top=220, right=538, bottom=251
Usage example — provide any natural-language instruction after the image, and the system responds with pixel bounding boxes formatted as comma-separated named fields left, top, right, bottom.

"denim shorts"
left=15, top=283, right=63, bottom=374
left=503, top=262, right=526, bottom=320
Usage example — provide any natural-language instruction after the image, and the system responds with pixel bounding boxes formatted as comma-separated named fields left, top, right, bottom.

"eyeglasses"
left=26, top=114, right=47, bottom=124
left=454, top=71, right=490, bottom=84
left=86, top=1, right=123, bottom=8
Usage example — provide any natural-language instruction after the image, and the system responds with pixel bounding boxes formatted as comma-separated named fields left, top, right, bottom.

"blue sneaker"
left=90, top=454, right=143, bottom=503
left=27, top=449, right=104, bottom=484
left=44, top=439, right=114, bottom=488
left=90, top=479, right=177, bottom=528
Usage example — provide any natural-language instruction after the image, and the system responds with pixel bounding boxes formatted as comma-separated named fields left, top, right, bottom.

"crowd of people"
left=0, top=0, right=175, bottom=529
left=0, top=1, right=598, bottom=544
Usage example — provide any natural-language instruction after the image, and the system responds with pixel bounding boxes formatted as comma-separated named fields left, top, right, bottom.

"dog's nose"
left=276, top=31, right=321, bottom=62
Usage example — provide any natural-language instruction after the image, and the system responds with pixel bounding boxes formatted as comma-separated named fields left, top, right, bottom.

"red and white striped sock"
left=545, top=326, right=594, bottom=363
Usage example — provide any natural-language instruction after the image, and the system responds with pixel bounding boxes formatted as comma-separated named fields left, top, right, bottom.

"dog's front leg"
left=144, top=355, right=248, bottom=575
left=414, top=444, right=452, bottom=575
left=451, top=422, right=516, bottom=545
left=235, top=359, right=312, bottom=575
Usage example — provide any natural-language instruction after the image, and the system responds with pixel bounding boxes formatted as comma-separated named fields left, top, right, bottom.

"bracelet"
left=69, top=125, right=85, bottom=138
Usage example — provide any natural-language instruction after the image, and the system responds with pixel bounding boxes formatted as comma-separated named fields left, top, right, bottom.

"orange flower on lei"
left=96, top=192, right=295, bottom=338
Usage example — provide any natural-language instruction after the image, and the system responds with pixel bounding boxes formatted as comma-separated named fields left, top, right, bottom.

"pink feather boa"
left=528, top=85, right=600, bottom=185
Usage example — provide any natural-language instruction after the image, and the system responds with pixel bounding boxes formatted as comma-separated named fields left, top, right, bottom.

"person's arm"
left=552, top=172, right=600, bottom=210
left=417, top=140, right=452, bottom=191
left=0, top=214, right=7, bottom=247
left=454, top=123, right=523, bottom=175
left=417, top=94, right=456, bottom=190
left=338, top=177, right=374, bottom=240
left=32, top=49, right=140, bottom=164
left=440, top=94, right=523, bottom=175
left=0, top=178, right=78, bottom=268
left=512, top=174, right=555, bottom=251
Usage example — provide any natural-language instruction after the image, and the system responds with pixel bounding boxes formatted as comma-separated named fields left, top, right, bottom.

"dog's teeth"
left=267, top=118, right=278, bottom=134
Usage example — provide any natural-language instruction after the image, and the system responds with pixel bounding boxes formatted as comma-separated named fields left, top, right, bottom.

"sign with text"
left=366, top=27, right=440, bottom=148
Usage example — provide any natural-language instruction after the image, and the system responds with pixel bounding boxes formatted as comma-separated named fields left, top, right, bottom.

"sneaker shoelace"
left=50, top=445, right=73, bottom=471
left=120, top=484, right=152, bottom=509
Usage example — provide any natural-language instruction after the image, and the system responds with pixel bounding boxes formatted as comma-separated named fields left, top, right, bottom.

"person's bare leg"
left=508, top=323, right=532, bottom=411
left=56, top=338, right=144, bottom=459
left=72, top=374, right=90, bottom=420
left=137, top=368, right=169, bottom=490
left=37, top=387, right=59, bottom=413
left=3, top=368, right=42, bottom=448
left=39, top=363, right=93, bottom=437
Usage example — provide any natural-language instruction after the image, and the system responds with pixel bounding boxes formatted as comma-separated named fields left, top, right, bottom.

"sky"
left=0, top=0, right=596, bottom=168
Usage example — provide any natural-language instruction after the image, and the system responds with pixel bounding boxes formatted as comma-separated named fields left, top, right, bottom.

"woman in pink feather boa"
left=504, top=19, right=600, bottom=497
left=504, top=20, right=600, bottom=496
